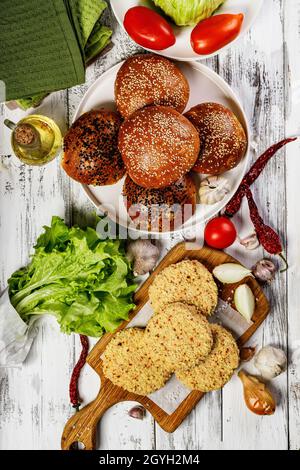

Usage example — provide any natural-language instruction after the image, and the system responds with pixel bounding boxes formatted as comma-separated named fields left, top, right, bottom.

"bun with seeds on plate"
left=184, top=102, right=247, bottom=175
left=115, top=54, right=190, bottom=119
left=119, top=106, right=200, bottom=189
left=62, top=109, right=125, bottom=185
left=123, top=174, right=196, bottom=232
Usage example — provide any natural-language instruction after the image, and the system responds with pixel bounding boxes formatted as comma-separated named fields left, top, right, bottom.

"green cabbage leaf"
left=153, top=0, right=224, bottom=26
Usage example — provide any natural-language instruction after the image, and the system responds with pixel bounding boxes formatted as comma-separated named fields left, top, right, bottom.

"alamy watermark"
left=95, top=199, right=204, bottom=245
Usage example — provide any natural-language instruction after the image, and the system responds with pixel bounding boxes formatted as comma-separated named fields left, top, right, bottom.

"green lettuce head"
left=8, top=216, right=136, bottom=337
left=153, top=0, right=224, bottom=26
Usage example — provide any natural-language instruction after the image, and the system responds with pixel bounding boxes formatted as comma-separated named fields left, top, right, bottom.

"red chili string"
left=225, top=137, right=297, bottom=217
left=69, top=335, right=89, bottom=411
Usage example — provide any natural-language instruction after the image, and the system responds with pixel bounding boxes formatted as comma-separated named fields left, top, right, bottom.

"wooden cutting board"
left=61, top=242, right=270, bottom=450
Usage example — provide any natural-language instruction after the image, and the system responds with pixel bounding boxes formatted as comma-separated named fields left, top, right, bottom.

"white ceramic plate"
left=110, top=0, right=263, bottom=61
left=74, top=60, right=250, bottom=235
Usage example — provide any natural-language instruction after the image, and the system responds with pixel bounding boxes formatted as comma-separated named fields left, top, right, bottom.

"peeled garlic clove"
left=234, top=284, right=255, bottom=323
left=213, top=263, right=252, bottom=284
left=239, top=232, right=260, bottom=250
left=127, top=240, right=159, bottom=276
left=199, top=176, right=231, bottom=205
left=238, top=370, right=276, bottom=415
left=254, top=346, right=287, bottom=380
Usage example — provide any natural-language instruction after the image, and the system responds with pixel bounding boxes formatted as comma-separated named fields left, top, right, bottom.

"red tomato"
left=191, top=13, right=244, bottom=55
left=124, top=6, right=176, bottom=51
left=204, top=216, right=237, bottom=249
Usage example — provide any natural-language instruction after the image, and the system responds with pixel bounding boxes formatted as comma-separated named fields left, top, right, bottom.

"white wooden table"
left=0, top=0, right=300, bottom=450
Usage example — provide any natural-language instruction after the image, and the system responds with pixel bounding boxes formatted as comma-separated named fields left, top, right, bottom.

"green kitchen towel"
left=84, top=21, right=112, bottom=62
left=0, top=0, right=112, bottom=107
left=0, top=0, right=85, bottom=102
left=17, top=0, right=112, bottom=109
left=68, top=0, right=109, bottom=53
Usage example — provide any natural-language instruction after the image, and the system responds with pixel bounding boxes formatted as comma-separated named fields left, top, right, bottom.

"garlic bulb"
left=234, top=284, right=255, bottom=323
left=254, top=346, right=287, bottom=380
left=252, top=259, right=276, bottom=283
left=199, top=176, right=231, bottom=205
left=238, top=370, right=276, bottom=415
left=239, top=233, right=260, bottom=250
left=126, top=240, right=159, bottom=276
left=213, top=263, right=252, bottom=284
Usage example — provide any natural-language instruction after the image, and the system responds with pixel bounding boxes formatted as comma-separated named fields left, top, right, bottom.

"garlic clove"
left=199, top=176, right=231, bottom=205
left=239, top=232, right=260, bottom=250
left=254, top=346, right=287, bottom=380
left=213, top=263, right=252, bottom=284
left=234, top=284, right=255, bottom=323
left=252, top=259, right=277, bottom=283
left=238, top=370, right=276, bottom=415
left=128, top=405, right=146, bottom=420
left=240, top=346, right=256, bottom=362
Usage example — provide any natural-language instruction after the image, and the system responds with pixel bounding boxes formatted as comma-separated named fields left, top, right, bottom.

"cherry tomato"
left=191, top=13, right=244, bottom=55
left=124, top=6, right=176, bottom=51
left=204, top=216, right=237, bottom=249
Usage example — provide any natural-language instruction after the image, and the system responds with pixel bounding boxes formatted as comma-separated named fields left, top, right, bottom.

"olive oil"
left=5, top=115, right=62, bottom=166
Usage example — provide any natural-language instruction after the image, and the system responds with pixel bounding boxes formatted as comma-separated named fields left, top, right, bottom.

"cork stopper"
left=14, top=123, right=36, bottom=146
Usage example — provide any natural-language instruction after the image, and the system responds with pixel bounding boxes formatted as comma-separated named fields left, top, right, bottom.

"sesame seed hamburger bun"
left=115, top=54, right=189, bottom=119
left=148, top=259, right=218, bottom=316
left=118, top=106, right=200, bottom=189
left=176, top=324, right=239, bottom=392
left=102, top=328, right=171, bottom=395
left=62, top=109, right=125, bottom=186
left=123, top=174, right=196, bottom=232
left=184, top=102, right=247, bottom=175
left=144, top=302, right=213, bottom=372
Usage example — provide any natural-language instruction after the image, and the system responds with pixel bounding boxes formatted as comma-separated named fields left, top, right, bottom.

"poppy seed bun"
left=144, top=302, right=213, bottom=371
left=102, top=328, right=171, bottom=395
left=119, top=106, right=200, bottom=189
left=176, top=324, right=239, bottom=392
left=149, top=260, right=218, bottom=316
left=123, top=174, right=196, bottom=232
left=184, top=102, right=247, bottom=175
left=62, top=110, right=125, bottom=185
left=115, top=54, right=189, bottom=119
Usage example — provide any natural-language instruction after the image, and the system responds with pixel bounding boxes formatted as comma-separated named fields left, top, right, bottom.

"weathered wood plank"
left=154, top=53, right=222, bottom=450
left=0, top=90, right=75, bottom=450
left=66, top=9, right=155, bottom=450
left=284, top=0, right=300, bottom=451
left=220, top=0, right=288, bottom=450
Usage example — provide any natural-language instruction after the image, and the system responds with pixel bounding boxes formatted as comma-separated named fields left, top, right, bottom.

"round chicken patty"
left=144, top=302, right=213, bottom=371
left=149, top=259, right=218, bottom=316
left=102, top=328, right=171, bottom=395
left=176, top=324, right=239, bottom=392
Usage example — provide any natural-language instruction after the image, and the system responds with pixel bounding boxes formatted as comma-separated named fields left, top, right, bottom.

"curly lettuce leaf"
left=153, top=0, right=224, bottom=26
left=7, top=217, right=135, bottom=337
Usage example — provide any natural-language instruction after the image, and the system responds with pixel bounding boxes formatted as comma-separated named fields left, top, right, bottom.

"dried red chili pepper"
left=225, top=137, right=297, bottom=217
left=69, top=334, right=89, bottom=411
left=244, top=186, right=288, bottom=271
